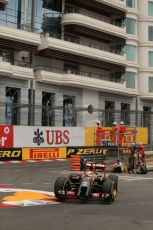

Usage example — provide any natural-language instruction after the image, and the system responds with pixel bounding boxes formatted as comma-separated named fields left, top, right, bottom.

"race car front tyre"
left=54, top=177, right=69, bottom=199
left=102, top=179, right=117, bottom=202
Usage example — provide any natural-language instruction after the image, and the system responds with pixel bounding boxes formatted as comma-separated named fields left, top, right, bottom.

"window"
left=148, top=26, right=153, bottom=41
left=63, top=95, right=76, bottom=127
left=5, top=87, right=20, bottom=125
left=104, top=101, right=115, bottom=126
left=148, top=1, right=153, bottom=16
left=143, top=106, right=151, bottom=127
left=126, top=0, right=135, bottom=8
left=125, top=18, right=136, bottom=34
left=126, top=72, right=136, bottom=89
left=42, top=92, right=55, bottom=126
left=121, top=103, right=130, bottom=125
left=149, top=77, right=153, bottom=92
left=125, top=45, right=136, bottom=61
left=0, top=0, right=25, bottom=29
left=148, top=51, right=153, bottom=66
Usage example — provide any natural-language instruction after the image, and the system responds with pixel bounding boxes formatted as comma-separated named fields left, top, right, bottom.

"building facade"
left=0, top=0, right=153, bottom=141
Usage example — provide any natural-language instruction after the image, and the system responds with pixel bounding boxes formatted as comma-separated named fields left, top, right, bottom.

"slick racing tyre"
left=54, top=177, right=69, bottom=199
left=103, top=179, right=117, bottom=202
left=108, top=175, right=118, bottom=191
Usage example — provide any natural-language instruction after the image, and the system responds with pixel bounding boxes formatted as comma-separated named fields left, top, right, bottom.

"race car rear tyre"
left=54, top=177, right=69, bottom=199
left=108, top=175, right=118, bottom=191
left=103, top=179, right=117, bottom=202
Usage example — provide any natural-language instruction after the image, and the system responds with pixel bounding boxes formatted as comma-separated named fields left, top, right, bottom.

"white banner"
left=14, top=126, right=85, bottom=147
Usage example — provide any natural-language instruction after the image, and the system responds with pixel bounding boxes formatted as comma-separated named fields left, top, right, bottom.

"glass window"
left=63, top=95, right=76, bottom=127
left=143, top=106, right=151, bottom=127
left=0, top=0, right=25, bottom=29
left=148, top=51, right=153, bottom=66
left=148, top=26, right=153, bottom=41
left=125, top=45, right=136, bottom=61
left=126, top=0, right=135, bottom=8
left=126, top=72, right=136, bottom=89
left=41, top=92, right=55, bottom=126
left=148, top=1, right=153, bottom=16
left=121, top=103, right=130, bottom=125
left=104, top=101, right=115, bottom=127
left=125, top=18, right=136, bottom=34
left=149, top=77, right=153, bottom=92
left=5, top=87, right=20, bottom=125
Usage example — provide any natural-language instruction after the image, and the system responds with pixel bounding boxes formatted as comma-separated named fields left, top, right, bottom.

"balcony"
left=0, top=58, right=34, bottom=80
left=62, top=12, right=126, bottom=43
left=38, top=34, right=127, bottom=71
left=34, top=65, right=139, bottom=97
left=0, top=0, right=8, bottom=11
left=0, top=26, right=41, bottom=52
left=65, top=0, right=126, bottom=17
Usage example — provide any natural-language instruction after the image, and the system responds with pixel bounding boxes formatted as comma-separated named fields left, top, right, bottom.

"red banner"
left=0, top=125, right=13, bottom=148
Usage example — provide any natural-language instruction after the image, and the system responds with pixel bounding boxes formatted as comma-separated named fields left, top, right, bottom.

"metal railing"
left=64, top=8, right=125, bottom=28
left=34, top=65, right=124, bottom=84
left=1, top=57, right=31, bottom=68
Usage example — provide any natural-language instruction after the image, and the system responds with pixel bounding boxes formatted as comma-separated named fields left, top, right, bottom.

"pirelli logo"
left=30, top=148, right=59, bottom=159
left=0, top=148, right=22, bottom=161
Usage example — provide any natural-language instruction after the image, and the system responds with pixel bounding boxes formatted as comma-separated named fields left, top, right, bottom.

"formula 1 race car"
left=54, top=163, right=118, bottom=203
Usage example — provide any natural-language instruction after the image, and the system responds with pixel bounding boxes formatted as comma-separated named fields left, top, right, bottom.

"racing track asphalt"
left=0, top=160, right=153, bottom=230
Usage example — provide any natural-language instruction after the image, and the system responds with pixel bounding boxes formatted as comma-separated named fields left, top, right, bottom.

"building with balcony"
left=0, top=0, right=152, bottom=140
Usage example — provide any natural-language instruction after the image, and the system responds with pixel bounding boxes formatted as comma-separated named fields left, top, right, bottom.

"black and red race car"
left=54, top=163, right=118, bottom=203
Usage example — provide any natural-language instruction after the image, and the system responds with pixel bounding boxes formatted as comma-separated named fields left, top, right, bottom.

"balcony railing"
left=1, top=56, right=31, bottom=68
left=34, top=65, right=124, bottom=84
left=64, top=8, right=125, bottom=28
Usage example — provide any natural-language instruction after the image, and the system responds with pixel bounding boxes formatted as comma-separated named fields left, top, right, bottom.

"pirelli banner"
left=22, top=148, right=66, bottom=160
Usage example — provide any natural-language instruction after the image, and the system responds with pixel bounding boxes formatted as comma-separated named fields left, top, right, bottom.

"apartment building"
left=0, top=0, right=152, bottom=138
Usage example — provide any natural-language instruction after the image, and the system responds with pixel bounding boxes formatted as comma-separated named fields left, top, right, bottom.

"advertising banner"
left=67, top=147, right=104, bottom=157
left=22, top=147, right=66, bottom=160
left=0, top=148, right=22, bottom=161
left=0, top=125, right=13, bottom=148
left=85, top=127, right=148, bottom=146
left=14, top=126, right=84, bottom=148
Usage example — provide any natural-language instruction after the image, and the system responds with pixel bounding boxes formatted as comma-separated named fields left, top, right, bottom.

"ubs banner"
left=14, top=126, right=84, bottom=148
left=0, top=148, right=22, bottom=161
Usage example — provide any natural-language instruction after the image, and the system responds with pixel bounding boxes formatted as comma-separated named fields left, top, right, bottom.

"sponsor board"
left=0, top=148, right=22, bottom=161
left=22, top=148, right=66, bottom=160
left=85, top=127, right=148, bottom=146
left=67, top=147, right=104, bottom=157
left=0, top=125, right=13, bottom=148
left=14, top=127, right=84, bottom=147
